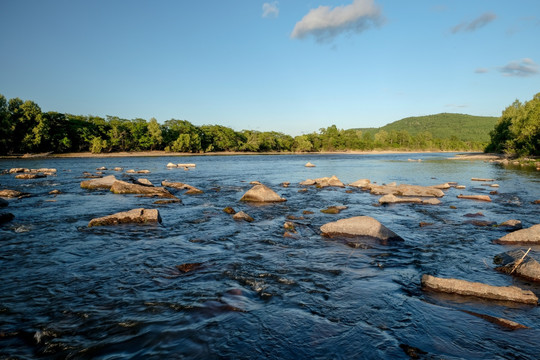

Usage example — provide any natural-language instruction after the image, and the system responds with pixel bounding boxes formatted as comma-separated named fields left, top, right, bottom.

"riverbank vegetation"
left=485, top=92, right=540, bottom=157
left=0, top=92, right=528, bottom=155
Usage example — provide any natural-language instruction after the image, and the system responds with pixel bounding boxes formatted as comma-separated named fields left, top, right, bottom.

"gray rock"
left=80, top=175, right=118, bottom=190
left=111, top=180, right=176, bottom=198
left=495, top=224, right=540, bottom=244
left=320, top=216, right=403, bottom=241
left=88, top=208, right=161, bottom=227
left=494, top=250, right=540, bottom=282
left=421, top=274, right=538, bottom=305
left=240, top=184, right=286, bottom=203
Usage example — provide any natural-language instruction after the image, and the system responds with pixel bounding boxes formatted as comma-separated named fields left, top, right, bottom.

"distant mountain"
left=357, top=113, right=498, bottom=142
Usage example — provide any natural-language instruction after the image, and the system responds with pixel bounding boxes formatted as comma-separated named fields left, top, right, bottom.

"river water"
left=0, top=153, right=539, bottom=359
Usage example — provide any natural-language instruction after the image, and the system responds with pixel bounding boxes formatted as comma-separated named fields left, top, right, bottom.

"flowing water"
left=0, top=153, right=539, bottom=359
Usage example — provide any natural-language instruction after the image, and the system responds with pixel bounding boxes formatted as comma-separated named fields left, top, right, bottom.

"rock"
left=407, top=158, right=422, bottom=162
left=0, top=212, right=15, bottom=224
left=299, top=179, right=316, bottom=186
left=305, top=162, right=316, bottom=167
left=281, top=182, right=290, bottom=188
left=88, top=208, right=162, bottom=227
left=421, top=274, right=538, bottom=305
left=534, top=200, right=540, bottom=205
left=240, top=184, right=286, bottom=203
left=422, top=198, right=441, bottom=205
left=379, top=194, right=422, bottom=204
left=15, top=173, right=46, bottom=179
left=80, top=175, right=118, bottom=190
left=153, top=199, right=182, bottom=204
left=233, top=211, right=254, bottom=222
left=0, top=198, right=8, bottom=207
left=457, top=194, right=491, bottom=202
left=461, top=310, right=527, bottom=330
left=349, top=179, right=371, bottom=188
left=494, top=249, right=540, bottom=282
left=166, top=162, right=177, bottom=168
left=367, top=184, right=444, bottom=197
left=96, top=166, right=107, bottom=171
left=223, top=207, right=236, bottom=214
left=82, top=172, right=101, bottom=178
left=490, top=184, right=500, bottom=188
left=495, top=224, right=540, bottom=244
left=284, top=221, right=296, bottom=232
left=176, top=263, right=203, bottom=273
left=320, top=216, right=403, bottom=241
left=177, top=163, right=196, bottom=168
left=249, top=181, right=262, bottom=185
left=315, top=175, right=345, bottom=188
left=432, top=183, right=451, bottom=189
left=464, top=220, right=496, bottom=227
left=161, top=180, right=203, bottom=194
left=9, top=168, right=29, bottom=173
left=110, top=180, right=176, bottom=198
left=135, top=178, right=154, bottom=187
left=113, top=167, right=123, bottom=171
left=303, top=210, right=314, bottom=215
left=321, top=205, right=348, bottom=214
left=0, top=189, right=29, bottom=198
left=464, top=212, right=484, bottom=217
left=498, top=219, right=522, bottom=231
left=471, top=178, right=495, bottom=182
left=49, top=190, right=62, bottom=195
left=126, top=169, right=136, bottom=173
left=456, top=185, right=466, bottom=189
left=419, top=222, right=433, bottom=227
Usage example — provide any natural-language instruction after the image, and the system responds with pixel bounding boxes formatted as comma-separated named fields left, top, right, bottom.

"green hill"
left=358, top=113, right=498, bottom=142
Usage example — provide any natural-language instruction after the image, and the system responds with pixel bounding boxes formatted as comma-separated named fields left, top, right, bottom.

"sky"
left=1, top=0, right=539, bottom=136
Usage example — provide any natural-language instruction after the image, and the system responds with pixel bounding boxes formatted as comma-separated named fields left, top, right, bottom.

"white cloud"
left=451, top=12, right=496, bottom=33
left=290, top=0, right=384, bottom=43
left=499, top=58, right=539, bottom=77
left=262, top=2, right=279, bottom=18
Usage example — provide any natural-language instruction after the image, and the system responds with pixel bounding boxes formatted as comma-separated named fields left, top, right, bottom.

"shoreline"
left=0, top=150, right=491, bottom=159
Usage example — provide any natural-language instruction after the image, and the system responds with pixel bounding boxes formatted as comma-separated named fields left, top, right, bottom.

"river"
left=0, top=153, right=539, bottom=359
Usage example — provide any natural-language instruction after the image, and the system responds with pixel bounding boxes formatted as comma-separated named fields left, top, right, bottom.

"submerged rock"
left=153, top=199, right=182, bottom=205
left=233, top=211, right=254, bottom=222
left=320, top=216, right=403, bottom=241
left=80, top=175, right=118, bottom=190
left=462, top=310, right=527, bottom=330
left=111, top=180, right=176, bottom=198
left=161, top=181, right=203, bottom=195
left=457, top=194, right=492, bottom=202
left=240, top=184, right=286, bottom=203
left=321, top=205, right=347, bottom=214
left=223, top=206, right=236, bottom=214
left=88, top=208, right=162, bottom=227
left=421, top=274, right=538, bottom=305
left=498, top=219, right=522, bottom=231
left=0, top=212, right=15, bottom=224
left=495, top=224, right=540, bottom=245
left=494, top=249, right=540, bottom=282
left=176, top=262, right=203, bottom=273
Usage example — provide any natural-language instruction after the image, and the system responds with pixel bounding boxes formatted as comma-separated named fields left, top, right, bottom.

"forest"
left=0, top=93, right=519, bottom=155
left=485, top=92, right=540, bottom=156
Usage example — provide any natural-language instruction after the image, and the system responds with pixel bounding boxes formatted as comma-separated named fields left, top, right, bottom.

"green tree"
left=147, top=118, right=163, bottom=150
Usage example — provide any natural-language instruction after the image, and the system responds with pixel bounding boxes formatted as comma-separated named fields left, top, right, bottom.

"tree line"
left=0, top=93, right=489, bottom=155
left=485, top=92, right=540, bottom=156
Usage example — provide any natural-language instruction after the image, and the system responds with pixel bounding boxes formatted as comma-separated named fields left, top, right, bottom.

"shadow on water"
left=0, top=153, right=539, bottom=359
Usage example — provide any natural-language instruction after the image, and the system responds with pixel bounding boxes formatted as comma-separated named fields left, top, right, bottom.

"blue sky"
left=1, top=0, right=539, bottom=136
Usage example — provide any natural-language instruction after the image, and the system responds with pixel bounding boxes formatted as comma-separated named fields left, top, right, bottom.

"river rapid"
left=0, top=153, right=539, bottom=359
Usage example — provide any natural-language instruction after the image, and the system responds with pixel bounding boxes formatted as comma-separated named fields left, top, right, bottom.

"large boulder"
left=81, top=175, right=118, bottom=190
left=88, top=208, right=161, bottom=227
left=320, top=216, right=403, bottom=241
left=110, top=180, right=176, bottom=198
left=495, top=224, right=540, bottom=245
left=494, top=249, right=540, bottom=282
left=240, top=184, right=286, bottom=203
left=421, top=274, right=538, bottom=305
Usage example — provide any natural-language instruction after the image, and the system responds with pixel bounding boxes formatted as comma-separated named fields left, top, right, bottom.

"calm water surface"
left=0, top=153, right=539, bottom=359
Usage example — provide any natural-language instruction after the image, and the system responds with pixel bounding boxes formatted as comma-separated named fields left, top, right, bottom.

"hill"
left=357, top=113, right=498, bottom=143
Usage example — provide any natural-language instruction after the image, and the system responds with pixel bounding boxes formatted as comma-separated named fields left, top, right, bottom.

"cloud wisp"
left=451, top=12, right=496, bottom=33
left=290, top=0, right=384, bottom=43
left=262, top=2, right=279, bottom=18
left=499, top=58, right=539, bottom=77
left=475, top=68, right=489, bottom=74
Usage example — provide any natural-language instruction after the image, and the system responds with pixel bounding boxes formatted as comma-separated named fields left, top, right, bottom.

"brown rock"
left=471, top=178, right=495, bottom=182
left=299, top=179, right=316, bottom=186
left=419, top=222, right=433, bottom=227
left=379, top=194, right=422, bottom=204
left=0, top=189, right=30, bottom=198
left=494, top=249, right=540, bottom=282
left=81, top=175, right=118, bottom=190
left=320, top=216, right=403, bottom=241
left=161, top=181, right=203, bottom=195
left=457, top=194, right=491, bottom=202
left=349, top=179, right=371, bottom=188
left=315, top=175, right=345, bottom=188
left=421, top=274, right=538, bottom=304
left=223, top=206, right=236, bottom=214
left=240, top=184, right=286, bottom=203
left=495, top=224, right=540, bottom=244
left=153, top=199, right=182, bottom=205
left=368, top=184, right=444, bottom=197
left=462, top=310, right=527, bottom=330
left=498, top=219, right=522, bottom=230
left=321, top=205, right=347, bottom=214
left=177, top=163, right=196, bottom=168
left=305, top=162, right=316, bottom=167
left=176, top=262, right=203, bottom=273
left=422, top=198, right=441, bottom=205
left=96, top=166, right=107, bottom=171
left=9, top=168, right=29, bottom=173
left=88, top=208, right=162, bottom=227
left=135, top=178, right=154, bottom=187
left=284, top=221, right=296, bottom=232
left=110, top=180, right=176, bottom=198
left=15, top=173, right=46, bottom=179
left=432, top=183, right=451, bottom=189
left=233, top=211, right=254, bottom=222
left=49, top=189, right=62, bottom=195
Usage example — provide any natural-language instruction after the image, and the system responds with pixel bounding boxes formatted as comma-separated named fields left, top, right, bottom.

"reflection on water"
left=0, top=153, right=539, bottom=359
